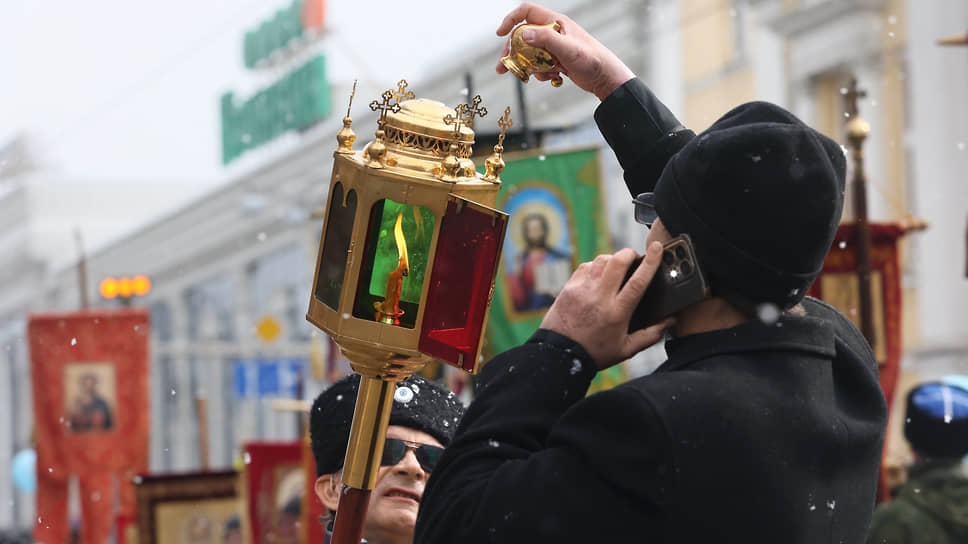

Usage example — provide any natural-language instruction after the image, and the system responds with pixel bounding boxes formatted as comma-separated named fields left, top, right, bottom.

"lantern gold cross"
left=497, top=106, right=513, bottom=147
left=391, top=79, right=415, bottom=104
left=443, top=95, right=488, bottom=150
left=370, top=90, right=402, bottom=127
left=461, top=95, right=488, bottom=129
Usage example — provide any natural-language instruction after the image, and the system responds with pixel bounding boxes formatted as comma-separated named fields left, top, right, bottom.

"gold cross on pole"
left=842, top=78, right=867, bottom=118
left=497, top=107, right=513, bottom=148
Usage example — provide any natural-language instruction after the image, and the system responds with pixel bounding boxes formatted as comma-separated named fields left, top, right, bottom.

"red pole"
left=331, top=488, right=371, bottom=544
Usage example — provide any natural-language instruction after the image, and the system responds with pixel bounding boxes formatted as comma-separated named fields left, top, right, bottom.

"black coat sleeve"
left=415, top=330, right=673, bottom=544
left=593, top=78, right=696, bottom=197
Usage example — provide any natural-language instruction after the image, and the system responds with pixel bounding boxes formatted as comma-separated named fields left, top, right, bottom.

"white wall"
left=905, top=1, right=968, bottom=348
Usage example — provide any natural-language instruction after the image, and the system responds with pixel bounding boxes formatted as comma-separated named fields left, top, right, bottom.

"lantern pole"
left=844, top=78, right=876, bottom=348
left=331, top=376, right=397, bottom=544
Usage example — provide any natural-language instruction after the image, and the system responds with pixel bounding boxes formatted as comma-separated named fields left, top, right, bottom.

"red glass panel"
left=419, top=196, right=508, bottom=371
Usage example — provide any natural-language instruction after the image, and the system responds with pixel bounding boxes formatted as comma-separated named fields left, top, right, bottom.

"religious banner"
left=134, top=470, right=241, bottom=544
left=807, top=222, right=912, bottom=502
left=484, top=147, right=623, bottom=389
left=29, top=309, right=150, bottom=544
left=242, top=442, right=304, bottom=544
left=487, top=148, right=609, bottom=349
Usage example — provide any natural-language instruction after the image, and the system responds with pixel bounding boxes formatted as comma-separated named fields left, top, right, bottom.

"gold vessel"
left=501, top=22, right=564, bottom=87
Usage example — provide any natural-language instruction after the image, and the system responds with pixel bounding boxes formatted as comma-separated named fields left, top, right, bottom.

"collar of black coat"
left=659, top=313, right=835, bottom=371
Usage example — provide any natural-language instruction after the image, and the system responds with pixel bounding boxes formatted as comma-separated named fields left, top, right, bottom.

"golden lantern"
left=306, top=79, right=511, bottom=543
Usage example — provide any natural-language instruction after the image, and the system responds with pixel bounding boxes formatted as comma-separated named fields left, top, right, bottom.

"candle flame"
left=394, top=213, right=409, bottom=275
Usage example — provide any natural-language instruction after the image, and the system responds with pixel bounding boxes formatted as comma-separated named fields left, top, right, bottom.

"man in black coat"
left=414, top=3, right=887, bottom=543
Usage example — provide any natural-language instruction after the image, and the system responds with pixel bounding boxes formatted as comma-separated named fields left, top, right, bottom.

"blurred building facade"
left=1, top=0, right=966, bottom=530
left=0, top=138, right=201, bottom=527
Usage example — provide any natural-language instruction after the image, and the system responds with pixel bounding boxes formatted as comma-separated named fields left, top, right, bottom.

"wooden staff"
left=844, top=78, right=876, bottom=348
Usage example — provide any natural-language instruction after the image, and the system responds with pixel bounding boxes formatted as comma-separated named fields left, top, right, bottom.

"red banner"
left=243, top=442, right=304, bottom=544
left=29, top=309, right=150, bottom=544
left=302, top=432, right=327, bottom=544
left=807, top=222, right=907, bottom=503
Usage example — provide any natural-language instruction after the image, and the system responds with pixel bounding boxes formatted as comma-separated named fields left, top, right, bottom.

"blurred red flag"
left=29, top=309, right=149, bottom=544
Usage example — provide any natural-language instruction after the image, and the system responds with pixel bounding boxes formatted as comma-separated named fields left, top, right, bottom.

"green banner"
left=483, top=147, right=625, bottom=391
left=484, top=146, right=612, bottom=360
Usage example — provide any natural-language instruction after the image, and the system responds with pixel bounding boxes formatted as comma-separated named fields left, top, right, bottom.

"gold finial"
left=843, top=78, right=870, bottom=147
left=484, top=107, right=512, bottom=182
left=435, top=143, right=463, bottom=182
left=336, top=79, right=358, bottom=155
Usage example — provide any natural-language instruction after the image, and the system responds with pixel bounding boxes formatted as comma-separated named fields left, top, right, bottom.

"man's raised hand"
left=540, top=243, right=675, bottom=370
left=496, top=2, right=635, bottom=100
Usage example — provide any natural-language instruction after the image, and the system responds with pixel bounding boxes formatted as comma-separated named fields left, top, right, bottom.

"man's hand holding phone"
left=540, top=243, right=675, bottom=370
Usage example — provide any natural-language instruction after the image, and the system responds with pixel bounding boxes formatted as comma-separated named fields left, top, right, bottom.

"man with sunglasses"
left=310, top=374, right=462, bottom=544
left=416, top=3, right=886, bottom=544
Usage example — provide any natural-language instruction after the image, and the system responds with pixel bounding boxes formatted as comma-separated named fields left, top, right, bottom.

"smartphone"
left=622, top=234, right=710, bottom=332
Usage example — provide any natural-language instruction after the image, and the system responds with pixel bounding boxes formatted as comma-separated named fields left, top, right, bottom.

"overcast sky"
left=0, top=0, right=585, bottom=185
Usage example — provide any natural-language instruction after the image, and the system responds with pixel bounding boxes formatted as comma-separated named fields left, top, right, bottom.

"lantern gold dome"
left=370, top=99, right=478, bottom=177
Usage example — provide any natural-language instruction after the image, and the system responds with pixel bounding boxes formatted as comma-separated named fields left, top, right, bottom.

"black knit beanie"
left=904, top=382, right=968, bottom=459
left=309, top=374, right=464, bottom=477
left=654, top=101, right=846, bottom=309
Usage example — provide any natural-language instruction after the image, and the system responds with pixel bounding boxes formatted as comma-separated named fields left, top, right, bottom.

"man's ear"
left=314, top=473, right=341, bottom=511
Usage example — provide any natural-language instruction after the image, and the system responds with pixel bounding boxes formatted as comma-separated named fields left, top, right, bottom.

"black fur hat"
left=654, top=101, right=847, bottom=310
left=309, top=374, right=464, bottom=477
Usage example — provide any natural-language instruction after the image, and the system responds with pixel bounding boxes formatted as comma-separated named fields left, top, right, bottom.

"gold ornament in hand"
left=501, top=22, right=564, bottom=88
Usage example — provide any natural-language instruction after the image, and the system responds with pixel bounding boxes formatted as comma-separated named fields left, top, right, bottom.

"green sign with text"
left=220, top=55, right=331, bottom=164
left=221, top=0, right=329, bottom=165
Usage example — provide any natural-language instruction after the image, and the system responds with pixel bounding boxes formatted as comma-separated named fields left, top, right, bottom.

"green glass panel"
left=353, top=199, right=436, bottom=328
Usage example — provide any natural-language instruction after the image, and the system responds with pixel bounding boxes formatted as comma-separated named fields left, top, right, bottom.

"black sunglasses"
left=381, top=437, right=444, bottom=472
left=632, top=192, right=657, bottom=227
